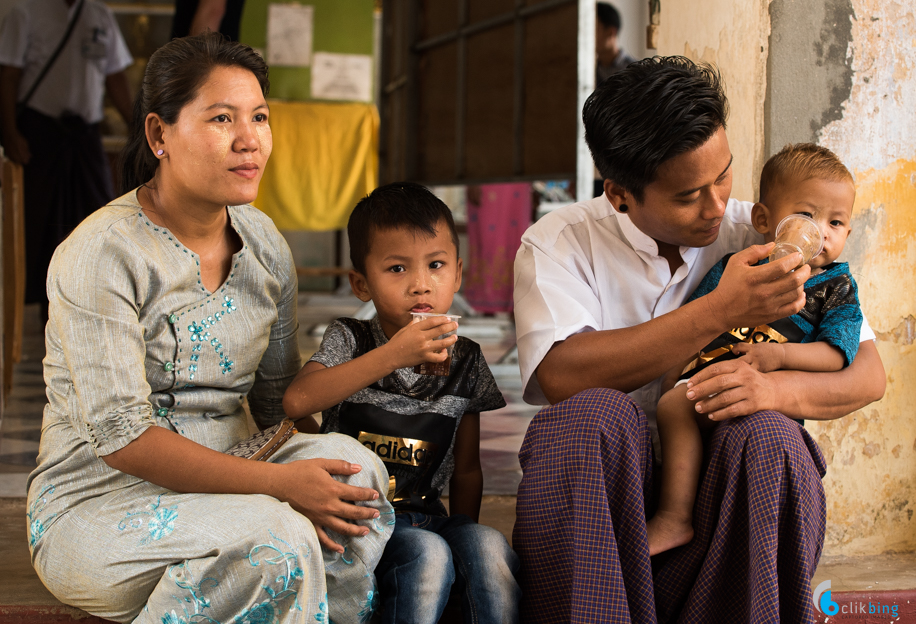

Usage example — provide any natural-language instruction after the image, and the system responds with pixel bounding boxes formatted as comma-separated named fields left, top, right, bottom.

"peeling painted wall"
left=662, top=0, right=916, bottom=556
left=809, top=0, right=916, bottom=555
left=658, top=0, right=769, bottom=203
left=766, top=0, right=855, bottom=155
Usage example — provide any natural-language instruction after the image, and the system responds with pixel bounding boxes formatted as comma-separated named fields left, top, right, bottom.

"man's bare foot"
left=646, top=512, right=694, bottom=556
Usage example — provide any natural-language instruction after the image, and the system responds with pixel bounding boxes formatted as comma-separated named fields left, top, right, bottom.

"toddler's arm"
left=282, top=316, right=458, bottom=424
left=731, top=341, right=845, bottom=373
left=448, top=412, right=483, bottom=521
left=661, top=356, right=698, bottom=394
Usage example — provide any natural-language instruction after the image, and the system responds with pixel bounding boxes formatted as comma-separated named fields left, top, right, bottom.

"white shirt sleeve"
left=859, top=313, right=875, bottom=342
left=513, top=235, right=603, bottom=405
left=102, top=5, right=133, bottom=75
left=0, top=4, right=29, bottom=68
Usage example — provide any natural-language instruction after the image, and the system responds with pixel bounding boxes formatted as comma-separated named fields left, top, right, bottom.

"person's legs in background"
left=18, top=108, right=114, bottom=318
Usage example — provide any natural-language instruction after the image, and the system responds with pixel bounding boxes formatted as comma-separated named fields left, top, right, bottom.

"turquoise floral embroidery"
left=314, top=598, right=329, bottom=623
left=235, top=599, right=278, bottom=624
left=238, top=530, right=310, bottom=622
left=161, top=561, right=219, bottom=624
left=222, top=296, right=236, bottom=313
left=188, top=322, right=210, bottom=343
left=27, top=484, right=57, bottom=547
left=119, top=495, right=178, bottom=545
left=357, top=586, right=378, bottom=623
left=184, top=306, right=235, bottom=380
left=375, top=509, right=396, bottom=532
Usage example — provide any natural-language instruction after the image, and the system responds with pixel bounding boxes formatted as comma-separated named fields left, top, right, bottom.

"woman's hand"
left=685, top=358, right=779, bottom=421
left=384, top=316, right=458, bottom=370
left=272, top=459, right=382, bottom=553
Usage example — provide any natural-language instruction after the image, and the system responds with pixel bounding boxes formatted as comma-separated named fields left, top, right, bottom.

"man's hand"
left=731, top=342, right=785, bottom=373
left=384, top=315, right=458, bottom=370
left=273, top=459, right=381, bottom=553
left=703, top=243, right=811, bottom=330
left=685, top=358, right=778, bottom=421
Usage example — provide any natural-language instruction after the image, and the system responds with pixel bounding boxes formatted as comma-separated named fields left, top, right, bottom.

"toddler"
left=647, top=143, right=864, bottom=555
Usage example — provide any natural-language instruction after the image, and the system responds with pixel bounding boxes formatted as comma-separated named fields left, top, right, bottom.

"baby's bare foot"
left=646, top=512, right=694, bottom=556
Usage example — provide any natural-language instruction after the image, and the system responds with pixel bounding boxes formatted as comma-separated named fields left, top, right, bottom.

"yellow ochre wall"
left=660, top=0, right=916, bottom=556
left=658, top=0, right=769, bottom=204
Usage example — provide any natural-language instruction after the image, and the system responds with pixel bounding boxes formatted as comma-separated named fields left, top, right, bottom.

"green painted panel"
left=240, top=0, right=375, bottom=101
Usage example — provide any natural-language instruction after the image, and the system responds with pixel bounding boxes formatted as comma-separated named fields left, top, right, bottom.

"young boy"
left=646, top=143, right=864, bottom=556
left=283, top=182, right=521, bottom=624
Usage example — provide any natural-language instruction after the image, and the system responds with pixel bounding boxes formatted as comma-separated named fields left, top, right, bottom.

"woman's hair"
left=583, top=55, right=728, bottom=203
left=119, top=32, right=270, bottom=193
left=759, top=143, right=854, bottom=205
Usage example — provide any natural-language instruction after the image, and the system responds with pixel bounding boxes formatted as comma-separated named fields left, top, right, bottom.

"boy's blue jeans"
left=375, top=512, right=521, bottom=624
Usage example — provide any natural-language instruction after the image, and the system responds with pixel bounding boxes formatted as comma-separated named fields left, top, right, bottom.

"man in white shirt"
left=0, top=0, right=133, bottom=313
left=512, top=56, right=885, bottom=623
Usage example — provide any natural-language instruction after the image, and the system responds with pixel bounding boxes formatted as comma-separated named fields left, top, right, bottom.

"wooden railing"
left=0, top=157, right=25, bottom=409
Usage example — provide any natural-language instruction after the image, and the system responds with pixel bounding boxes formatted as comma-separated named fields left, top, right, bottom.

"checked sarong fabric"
left=513, top=388, right=827, bottom=623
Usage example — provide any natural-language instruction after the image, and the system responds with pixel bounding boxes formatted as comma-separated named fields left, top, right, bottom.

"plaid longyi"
left=513, top=389, right=827, bottom=624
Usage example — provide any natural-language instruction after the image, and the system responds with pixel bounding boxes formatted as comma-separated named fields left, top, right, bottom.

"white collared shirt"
left=0, top=0, right=132, bottom=124
left=514, top=195, right=875, bottom=421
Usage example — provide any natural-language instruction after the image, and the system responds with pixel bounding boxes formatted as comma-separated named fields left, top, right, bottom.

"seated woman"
left=25, top=33, right=392, bottom=624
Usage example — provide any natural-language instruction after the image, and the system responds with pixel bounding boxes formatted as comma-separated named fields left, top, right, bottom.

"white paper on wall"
left=267, top=3, right=313, bottom=67
left=310, top=52, right=373, bottom=102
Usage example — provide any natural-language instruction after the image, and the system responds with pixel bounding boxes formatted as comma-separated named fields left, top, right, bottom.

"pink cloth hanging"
left=464, top=183, right=532, bottom=313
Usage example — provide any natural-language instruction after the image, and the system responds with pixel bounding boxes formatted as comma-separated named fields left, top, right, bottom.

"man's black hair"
left=583, top=55, right=729, bottom=203
left=596, top=2, right=621, bottom=30
left=348, top=182, right=460, bottom=275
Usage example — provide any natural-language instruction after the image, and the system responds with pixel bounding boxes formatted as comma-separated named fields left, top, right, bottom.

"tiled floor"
left=0, top=295, right=538, bottom=498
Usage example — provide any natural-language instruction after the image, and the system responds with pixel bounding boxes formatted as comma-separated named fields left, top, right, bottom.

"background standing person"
left=595, top=2, right=636, bottom=86
left=0, top=0, right=133, bottom=316
left=594, top=3, right=636, bottom=197
left=171, top=0, right=245, bottom=41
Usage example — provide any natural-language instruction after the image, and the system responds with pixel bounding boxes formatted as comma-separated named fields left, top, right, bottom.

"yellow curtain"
left=255, top=100, right=378, bottom=231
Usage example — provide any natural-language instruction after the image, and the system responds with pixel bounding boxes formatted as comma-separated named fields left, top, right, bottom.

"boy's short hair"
left=759, top=143, right=854, bottom=205
left=583, top=56, right=729, bottom=203
left=348, top=182, right=460, bottom=275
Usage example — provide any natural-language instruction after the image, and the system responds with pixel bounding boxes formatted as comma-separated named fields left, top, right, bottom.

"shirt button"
left=163, top=362, right=175, bottom=372
left=168, top=314, right=178, bottom=324
left=157, top=408, right=169, bottom=417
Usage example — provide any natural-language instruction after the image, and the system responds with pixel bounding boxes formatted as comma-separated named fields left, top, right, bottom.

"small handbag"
left=224, top=418, right=298, bottom=461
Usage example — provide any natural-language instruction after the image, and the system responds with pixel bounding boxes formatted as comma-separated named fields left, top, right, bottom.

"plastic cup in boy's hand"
left=768, top=214, right=824, bottom=269
left=410, top=312, right=461, bottom=376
